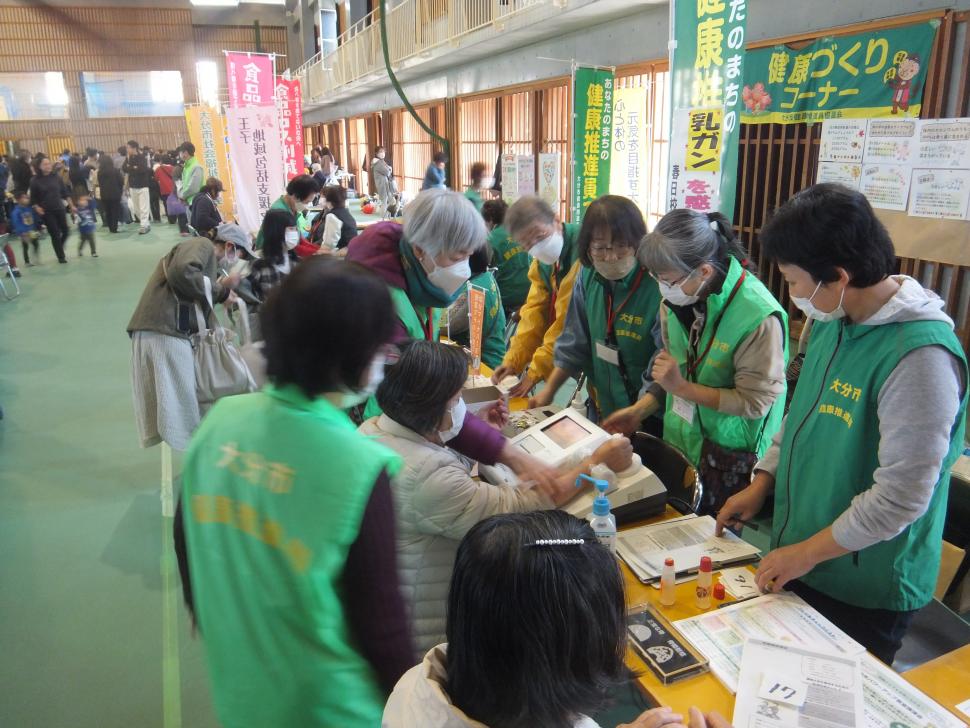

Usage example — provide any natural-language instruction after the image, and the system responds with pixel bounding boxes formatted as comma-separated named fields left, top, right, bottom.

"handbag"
left=191, top=276, right=257, bottom=406
left=233, top=299, right=267, bottom=389
left=166, top=192, right=186, bottom=217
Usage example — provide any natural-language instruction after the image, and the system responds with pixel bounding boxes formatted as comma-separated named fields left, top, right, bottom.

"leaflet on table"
left=860, top=653, right=965, bottom=728
left=917, top=119, right=970, bottom=169
left=672, top=592, right=865, bottom=693
left=615, top=514, right=760, bottom=582
left=733, top=638, right=864, bottom=728
left=907, top=169, right=970, bottom=220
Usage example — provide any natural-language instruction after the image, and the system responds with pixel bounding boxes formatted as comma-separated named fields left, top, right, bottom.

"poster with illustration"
left=819, top=120, right=867, bottom=163
left=917, top=119, right=970, bottom=169
left=517, top=155, right=536, bottom=198
left=817, top=162, right=863, bottom=190
left=908, top=169, right=970, bottom=220
left=538, top=153, right=561, bottom=210
left=859, top=164, right=912, bottom=211
left=863, top=119, right=917, bottom=165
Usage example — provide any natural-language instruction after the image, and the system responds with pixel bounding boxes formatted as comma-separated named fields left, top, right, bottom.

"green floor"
left=0, top=220, right=219, bottom=728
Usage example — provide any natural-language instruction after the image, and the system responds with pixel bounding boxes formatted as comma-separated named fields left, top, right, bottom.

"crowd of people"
left=114, top=143, right=965, bottom=727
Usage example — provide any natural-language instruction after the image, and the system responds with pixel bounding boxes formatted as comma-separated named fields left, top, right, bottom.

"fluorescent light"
left=150, top=71, right=184, bottom=104
left=190, top=0, right=239, bottom=7
left=44, top=72, right=69, bottom=106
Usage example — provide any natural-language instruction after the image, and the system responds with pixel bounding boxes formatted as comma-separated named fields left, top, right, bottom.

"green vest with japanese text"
left=182, top=385, right=402, bottom=727
left=181, top=156, right=201, bottom=205
left=665, top=257, right=788, bottom=466
left=254, top=194, right=292, bottom=250
left=488, top=224, right=531, bottom=311
left=772, top=317, right=967, bottom=611
left=583, top=264, right=661, bottom=418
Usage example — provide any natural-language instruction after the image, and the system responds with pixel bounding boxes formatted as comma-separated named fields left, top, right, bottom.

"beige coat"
left=383, top=645, right=602, bottom=728
left=358, top=415, right=553, bottom=655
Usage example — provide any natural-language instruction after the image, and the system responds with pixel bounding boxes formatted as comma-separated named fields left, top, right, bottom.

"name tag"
left=671, top=396, right=695, bottom=425
left=595, top=340, right=620, bottom=366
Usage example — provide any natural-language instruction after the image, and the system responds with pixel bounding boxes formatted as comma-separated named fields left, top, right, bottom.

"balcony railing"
left=296, top=0, right=550, bottom=104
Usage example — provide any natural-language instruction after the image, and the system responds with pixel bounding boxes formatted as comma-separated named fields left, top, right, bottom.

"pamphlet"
left=860, top=653, right=965, bottom=728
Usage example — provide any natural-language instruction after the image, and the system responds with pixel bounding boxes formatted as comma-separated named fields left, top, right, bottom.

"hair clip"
left=526, top=538, right=586, bottom=547
left=709, top=220, right=720, bottom=232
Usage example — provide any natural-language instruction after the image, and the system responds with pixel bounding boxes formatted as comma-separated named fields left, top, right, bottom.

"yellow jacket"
left=502, top=223, right=582, bottom=382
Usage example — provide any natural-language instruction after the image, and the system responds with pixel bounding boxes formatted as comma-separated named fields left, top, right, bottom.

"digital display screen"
left=541, top=416, right=592, bottom=449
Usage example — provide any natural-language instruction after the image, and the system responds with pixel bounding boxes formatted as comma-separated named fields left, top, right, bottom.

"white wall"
left=305, top=0, right=970, bottom=124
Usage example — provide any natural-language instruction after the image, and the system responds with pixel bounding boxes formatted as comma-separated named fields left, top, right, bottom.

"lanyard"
left=422, top=307, right=434, bottom=341
left=605, top=268, right=646, bottom=340
left=685, top=270, right=746, bottom=381
left=547, top=261, right=561, bottom=323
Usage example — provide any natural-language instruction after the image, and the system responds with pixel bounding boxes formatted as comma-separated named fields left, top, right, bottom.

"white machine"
left=506, top=407, right=667, bottom=523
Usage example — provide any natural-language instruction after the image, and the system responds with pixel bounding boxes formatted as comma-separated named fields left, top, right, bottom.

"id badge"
left=595, top=340, right=620, bottom=366
left=671, top=395, right=695, bottom=425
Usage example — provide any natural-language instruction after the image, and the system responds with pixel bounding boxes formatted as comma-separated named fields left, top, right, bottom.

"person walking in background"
left=10, top=149, right=33, bottom=194
left=96, top=155, right=124, bottom=234
left=75, top=193, right=98, bottom=258
left=112, top=146, right=126, bottom=170
left=154, top=155, right=177, bottom=223
left=177, top=142, right=204, bottom=237
left=30, top=156, right=74, bottom=264
left=190, top=177, right=224, bottom=240
left=123, top=140, right=152, bottom=234
left=422, top=151, right=447, bottom=190
left=11, top=191, right=39, bottom=266
left=371, top=146, right=397, bottom=214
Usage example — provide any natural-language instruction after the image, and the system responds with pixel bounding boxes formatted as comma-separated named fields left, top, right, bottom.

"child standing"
left=76, top=194, right=98, bottom=257
left=11, top=191, right=37, bottom=268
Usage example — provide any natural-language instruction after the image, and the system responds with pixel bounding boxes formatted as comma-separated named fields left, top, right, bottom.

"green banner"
left=572, top=66, right=614, bottom=222
left=666, top=0, right=747, bottom=218
left=741, top=21, right=938, bottom=125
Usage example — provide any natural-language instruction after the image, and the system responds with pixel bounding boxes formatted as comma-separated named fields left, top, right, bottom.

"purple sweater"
left=347, top=222, right=505, bottom=465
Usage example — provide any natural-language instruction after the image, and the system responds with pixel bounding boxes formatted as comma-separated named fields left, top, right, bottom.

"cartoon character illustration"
left=742, top=83, right=772, bottom=114
left=887, top=53, right=921, bottom=115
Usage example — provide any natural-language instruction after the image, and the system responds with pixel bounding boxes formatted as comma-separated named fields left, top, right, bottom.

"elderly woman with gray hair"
left=346, top=187, right=560, bottom=491
left=602, top=208, right=789, bottom=517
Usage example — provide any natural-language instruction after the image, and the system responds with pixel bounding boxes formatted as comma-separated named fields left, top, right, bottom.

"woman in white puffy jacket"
left=358, top=340, right=632, bottom=655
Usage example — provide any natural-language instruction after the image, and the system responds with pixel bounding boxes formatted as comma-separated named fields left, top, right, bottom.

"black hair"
left=321, top=146, right=331, bottom=157
left=286, top=174, right=320, bottom=201
left=180, top=141, right=195, bottom=156
left=126, top=140, right=139, bottom=150
left=97, top=155, right=115, bottom=172
left=446, top=510, right=628, bottom=728
left=470, top=161, right=486, bottom=184
left=577, top=195, right=647, bottom=268
left=323, top=185, right=346, bottom=208
left=469, top=245, right=490, bottom=275
left=376, top=341, right=468, bottom=436
left=433, top=151, right=448, bottom=165
left=259, top=208, right=295, bottom=266
left=761, top=183, right=895, bottom=287
left=481, top=198, right=507, bottom=228
left=117, top=146, right=127, bottom=156
left=261, top=257, right=395, bottom=399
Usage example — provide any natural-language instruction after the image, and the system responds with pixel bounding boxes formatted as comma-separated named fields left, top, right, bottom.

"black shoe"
left=58, top=259, right=67, bottom=264
left=92, top=253, right=99, bottom=258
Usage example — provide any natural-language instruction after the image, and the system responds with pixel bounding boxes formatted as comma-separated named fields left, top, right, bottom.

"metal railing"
left=296, top=0, right=549, bottom=104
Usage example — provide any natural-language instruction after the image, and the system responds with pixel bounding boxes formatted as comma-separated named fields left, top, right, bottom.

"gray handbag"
left=191, top=276, right=256, bottom=406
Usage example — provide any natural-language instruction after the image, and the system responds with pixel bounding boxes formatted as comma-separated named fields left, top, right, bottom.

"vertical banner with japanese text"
left=667, top=0, right=748, bottom=217
left=610, top=86, right=649, bottom=215
left=467, top=284, right=487, bottom=375
left=185, top=105, right=235, bottom=220
left=276, top=78, right=304, bottom=180
left=226, top=105, right=285, bottom=236
left=225, top=52, right=275, bottom=109
left=572, top=66, right=614, bottom=222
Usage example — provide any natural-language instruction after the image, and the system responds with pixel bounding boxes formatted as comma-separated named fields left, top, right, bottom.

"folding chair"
left=0, top=234, right=21, bottom=300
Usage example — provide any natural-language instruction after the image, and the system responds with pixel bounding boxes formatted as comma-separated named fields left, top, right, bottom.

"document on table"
left=616, top=514, right=760, bottom=582
left=734, top=638, right=864, bottom=728
left=673, top=592, right=865, bottom=693
left=859, top=653, right=965, bottom=728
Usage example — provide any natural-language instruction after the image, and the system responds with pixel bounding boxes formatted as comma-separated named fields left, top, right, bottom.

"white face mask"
left=657, top=269, right=707, bottom=307
left=294, top=200, right=309, bottom=213
left=426, top=257, right=471, bottom=297
left=480, top=176, right=495, bottom=189
left=334, top=353, right=387, bottom=409
left=593, top=256, right=637, bottom=281
left=284, top=228, right=299, bottom=250
left=438, top=396, right=466, bottom=442
left=528, top=232, right=563, bottom=265
left=791, top=281, right=846, bottom=322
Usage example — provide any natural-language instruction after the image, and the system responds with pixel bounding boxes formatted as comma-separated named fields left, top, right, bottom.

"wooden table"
left=902, top=644, right=970, bottom=721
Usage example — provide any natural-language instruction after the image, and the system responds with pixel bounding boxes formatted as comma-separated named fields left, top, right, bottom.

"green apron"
left=488, top=224, right=531, bottom=311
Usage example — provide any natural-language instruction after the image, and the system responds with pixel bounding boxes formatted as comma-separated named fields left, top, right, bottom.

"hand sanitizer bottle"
left=577, top=474, right=616, bottom=553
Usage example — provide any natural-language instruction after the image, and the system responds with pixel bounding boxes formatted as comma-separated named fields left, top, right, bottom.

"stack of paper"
left=616, top=514, right=761, bottom=583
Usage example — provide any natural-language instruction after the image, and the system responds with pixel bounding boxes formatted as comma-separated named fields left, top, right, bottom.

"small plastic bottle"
left=660, top=557, right=676, bottom=607
left=578, top=474, right=616, bottom=553
left=695, top=556, right=713, bottom=610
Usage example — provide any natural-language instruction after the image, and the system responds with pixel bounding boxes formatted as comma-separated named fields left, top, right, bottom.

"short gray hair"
left=505, top=196, right=556, bottom=238
left=403, top=188, right=486, bottom=257
left=639, top=209, right=733, bottom=274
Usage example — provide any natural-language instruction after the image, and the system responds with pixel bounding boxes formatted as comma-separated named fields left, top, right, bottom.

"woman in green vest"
left=603, top=209, right=788, bottom=516
left=482, top=198, right=531, bottom=316
left=716, top=184, right=968, bottom=664
left=254, top=174, right=321, bottom=250
left=463, top=161, right=490, bottom=212
left=530, top=196, right=662, bottom=430
left=178, top=257, right=415, bottom=726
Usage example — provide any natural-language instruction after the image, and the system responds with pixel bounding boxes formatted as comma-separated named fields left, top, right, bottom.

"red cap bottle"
left=699, top=556, right=712, bottom=572
left=713, top=582, right=726, bottom=600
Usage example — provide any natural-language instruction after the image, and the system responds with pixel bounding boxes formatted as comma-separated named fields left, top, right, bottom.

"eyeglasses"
left=649, top=269, right=696, bottom=287
left=588, top=245, right=631, bottom=258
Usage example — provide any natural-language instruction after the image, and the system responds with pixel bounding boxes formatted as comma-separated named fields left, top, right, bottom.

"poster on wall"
left=572, top=65, right=614, bottom=221
left=863, top=119, right=918, bottom=165
left=908, top=169, right=970, bottom=220
left=610, top=86, right=648, bottom=214
left=917, top=119, right=970, bottom=169
left=225, top=52, right=275, bottom=109
left=667, top=0, right=747, bottom=216
left=501, top=153, right=519, bottom=204
left=859, top=164, right=912, bottom=211
left=538, top=153, right=561, bottom=211
left=226, top=105, right=286, bottom=236
left=517, top=155, right=536, bottom=198
left=740, top=21, right=937, bottom=125
left=185, top=105, right=235, bottom=220
left=819, top=119, right=867, bottom=163
left=276, top=78, right=304, bottom=180
left=817, top=161, right=862, bottom=189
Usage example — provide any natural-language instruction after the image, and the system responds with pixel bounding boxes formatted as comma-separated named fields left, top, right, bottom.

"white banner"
left=227, top=105, right=286, bottom=236
left=610, top=87, right=648, bottom=215
left=501, top=153, right=518, bottom=204
left=538, top=153, right=561, bottom=211
left=516, top=155, right=535, bottom=197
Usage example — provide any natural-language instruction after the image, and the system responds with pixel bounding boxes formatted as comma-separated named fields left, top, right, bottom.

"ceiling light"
left=190, top=0, right=240, bottom=7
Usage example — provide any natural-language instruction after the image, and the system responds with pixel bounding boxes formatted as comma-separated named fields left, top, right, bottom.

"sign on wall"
left=538, top=152, right=561, bottom=211
left=572, top=66, right=614, bottom=221
left=610, top=86, right=648, bottom=215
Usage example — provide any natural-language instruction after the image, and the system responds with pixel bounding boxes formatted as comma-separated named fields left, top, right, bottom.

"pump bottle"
left=577, top=474, right=616, bottom=553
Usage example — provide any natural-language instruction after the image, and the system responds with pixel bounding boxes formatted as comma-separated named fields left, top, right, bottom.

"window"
left=0, top=72, right=70, bottom=120
left=458, top=97, right=498, bottom=190
left=196, top=61, right=220, bottom=108
left=81, top=71, right=185, bottom=118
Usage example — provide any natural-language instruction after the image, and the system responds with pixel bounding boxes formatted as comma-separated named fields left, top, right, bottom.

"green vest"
left=181, top=156, right=201, bottom=204
left=536, top=223, right=581, bottom=295
left=464, top=187, right=484, bottom=212
left=583, top=264, right=661, bottom=418
left=254, top=195, right=292, bottom=250
left=182, top=385, right=401, bottom=727
left=488, top=224, right=531, bottom=311
left=452, top=271, right=508, bottom=370
left=773, top=317, right=968, bottom=611
left=665, top=257, right=789, bottom=465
